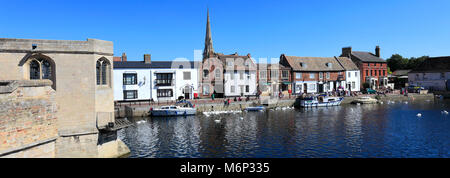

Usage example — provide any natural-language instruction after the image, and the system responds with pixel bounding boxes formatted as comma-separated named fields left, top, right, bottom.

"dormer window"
left=326, top=63, right=333, bottom=68
left=300, top=62, right=307, bottom=68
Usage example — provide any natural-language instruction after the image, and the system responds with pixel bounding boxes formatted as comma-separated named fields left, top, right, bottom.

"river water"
left=118, top=99, right=450, bottom=158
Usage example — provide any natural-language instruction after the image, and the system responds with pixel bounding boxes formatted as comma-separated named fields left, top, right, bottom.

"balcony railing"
left=155, top=79, right=174, bottom=86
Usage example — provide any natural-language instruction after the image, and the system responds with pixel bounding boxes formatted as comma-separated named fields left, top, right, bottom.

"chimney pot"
left=375, top=46, right=380, bottom=57
left=122, top=53, right=127, bottom=62
left=144, top=54, right=151, bottom=64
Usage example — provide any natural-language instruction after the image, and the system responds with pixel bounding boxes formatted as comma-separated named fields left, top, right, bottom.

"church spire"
left=203, top=8, right=215, bottom=60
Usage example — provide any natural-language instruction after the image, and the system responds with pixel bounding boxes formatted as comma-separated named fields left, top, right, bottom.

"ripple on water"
left=118, top=100, right=450, bottom=158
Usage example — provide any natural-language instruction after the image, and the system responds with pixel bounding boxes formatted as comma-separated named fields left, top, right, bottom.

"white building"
left=113, top=58, right=152, bottom=101
left=113, top=54, right=200, bottom=101
left=150, top=61, right=199, bottom=101
left=408, top=57, right=450, bottom=91
left=223, top=57, right=258, bottom=97
left=335, top=57, right=361, bottom=92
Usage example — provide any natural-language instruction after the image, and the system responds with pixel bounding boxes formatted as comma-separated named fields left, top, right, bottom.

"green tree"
left=386, top=54, right=428, bottom=72
left=386, top=54, right=408, bottom=72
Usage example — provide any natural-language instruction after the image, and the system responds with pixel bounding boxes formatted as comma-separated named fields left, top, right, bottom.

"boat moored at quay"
left=295, top=95, right=344, bottom=108
left=149, top=100, right=197, bottom=116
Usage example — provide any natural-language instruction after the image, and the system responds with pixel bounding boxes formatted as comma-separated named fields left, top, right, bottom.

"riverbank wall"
left=115, top=98, right=296, bottom=118
left=116, top=94, right=436, bottom=118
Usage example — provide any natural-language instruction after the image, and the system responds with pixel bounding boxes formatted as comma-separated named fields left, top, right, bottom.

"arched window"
left=28, top=58, right=54, bottom=80
left=96, top=58, right=110, bottom=86
left=26, top=56, right=56, bottom=90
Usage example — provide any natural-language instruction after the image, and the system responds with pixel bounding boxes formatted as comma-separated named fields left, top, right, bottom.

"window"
left=383, top=70, right=386, bottom=76
left=327, top=63, right=332, bottom=68
left=366, top=70, right=369, bottom=76
left=309, top=84, right=316, bottom=90
left=96, top=58, right=110, bottom=86
left=123, top=73, right=137, bottom=85
left=27, top=56, right=56, bottom=90
left=123, top=90, right=138, bottom=99
left=296, top=72, right=302, bottom=79
left=319, top=72, right=323, bottom=79
left=348, top=72, right=351, bottom=78
left=300, top=62, right=307, bottom=68
left=260, top=71, right=267, bottom=79
left=203, top=85, right=210, bottom=95
left=227, top=61, right=233, bottom=66
left=378, top=70, right=381, bottom=76
left=355, top=72, right=358, bottom=77
left=245, top=70, right=250, bottom=79
left=370, top=70, right=373, bottom=76
left=203, top=70, right=209, bottom=78
left=282, top=70, right=289, bottom=79
left=326, top=72, right=330, bottom=79
left=29, top=58, right=53, bottom=80
left=42, top=60, right=52, bottom=79
left=215, top=70, right=221, bottom=78
left=240, top=71, right=244, bottom=80
left=231, top=86, right=235, bottom=93
left=157, top=89, right=173, bottom=97
left=156, top=73, right=173, bottom=86
left=183, top=72, right=191, bottom=80
left=352, top=82, right=356, bottom=89
left=30, top=60, right=40, bottom=80
left=246, top=85, right=249, bottom=93
left=309, top=73, right=315, bottom=79
left=271, top=70, right=279, bottom=79
left=231, top=71, right=235, bottom=80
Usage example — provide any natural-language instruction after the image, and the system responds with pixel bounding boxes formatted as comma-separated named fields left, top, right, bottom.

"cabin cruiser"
left=299, top=95, right=343, bottom=108
left=351, top=96, right=378, bottom=104
left=149, top=100, right=197, bottom=116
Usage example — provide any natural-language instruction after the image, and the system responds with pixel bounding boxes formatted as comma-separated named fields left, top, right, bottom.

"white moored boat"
left=149, top=100, right=197, bottom=116
left=300, top=96, right=343, bottom=108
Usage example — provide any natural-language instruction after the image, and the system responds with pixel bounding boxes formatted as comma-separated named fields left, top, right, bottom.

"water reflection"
left=118, top=99, right=450, bottom=158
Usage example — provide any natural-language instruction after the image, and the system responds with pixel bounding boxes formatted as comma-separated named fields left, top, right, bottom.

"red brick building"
left=280, top=55, right=346, bottom=94
left=340, top=46, right=388, bottom=89
left=256, top=63, right=292, bottom=96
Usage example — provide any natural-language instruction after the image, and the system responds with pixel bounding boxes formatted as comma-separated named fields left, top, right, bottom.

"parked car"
left=407, top=85, right=424, bottom=93
left=363, top=88, right=377, bottom=94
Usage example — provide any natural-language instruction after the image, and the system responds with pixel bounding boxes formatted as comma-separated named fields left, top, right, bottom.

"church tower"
left=203, top=8, right=215, bottom=61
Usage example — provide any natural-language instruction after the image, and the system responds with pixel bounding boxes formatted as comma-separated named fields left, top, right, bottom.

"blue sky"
left=1, top=0, right=449, bottom=61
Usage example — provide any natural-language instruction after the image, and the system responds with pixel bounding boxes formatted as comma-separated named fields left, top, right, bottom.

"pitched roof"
left=257, top=63, right=290, bottom=70
left=114, top=61, right=199, bottom=69
left=409, top=56, right=450, bottom=73
left=335, top=57, right=359, bottom=70
left=114, top=61, right=152, bottom=69
left=350, top=51, right=386, bottom=63
left=217, top=54, right=257, bottom=70
left=282, top=56, right=345, bottom=72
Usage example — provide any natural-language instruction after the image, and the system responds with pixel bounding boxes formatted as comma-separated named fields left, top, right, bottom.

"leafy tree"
left=386, top=54, right=428, bottom=72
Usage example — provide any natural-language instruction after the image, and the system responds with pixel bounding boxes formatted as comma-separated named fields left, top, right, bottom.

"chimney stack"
left=122, top=53, right=127, bottom=62
left=342, top=47, right=352, bottom=57
left=375, top=46, right=380, bottom=57
left=144, top=54, right=151, bottom=64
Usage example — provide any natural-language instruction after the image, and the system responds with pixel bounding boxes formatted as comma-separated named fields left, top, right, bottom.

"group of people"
left=223, top=96, right=253, bottom=106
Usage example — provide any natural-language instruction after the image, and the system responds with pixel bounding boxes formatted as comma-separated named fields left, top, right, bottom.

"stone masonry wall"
left=0, top=80, right=58, bottom=158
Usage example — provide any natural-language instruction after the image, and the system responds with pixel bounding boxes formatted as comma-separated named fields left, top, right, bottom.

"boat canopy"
left=176, top=100, right=194, bottom=108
